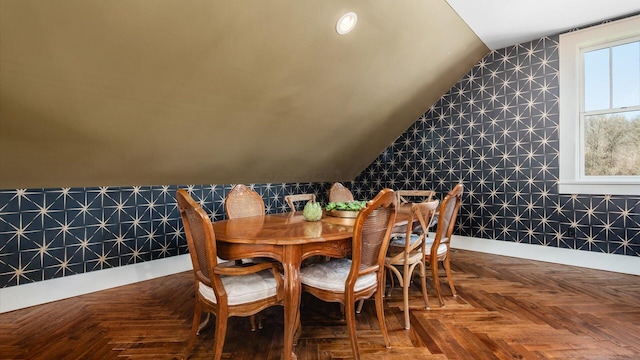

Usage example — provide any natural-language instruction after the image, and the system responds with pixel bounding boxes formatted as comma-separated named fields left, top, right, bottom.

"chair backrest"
left=329, top=182, right=354, bottom=202
left=388, top=199, right=439, bottom=261
left=348, top=188, right=397, bottom=287
left=225, top=184, right=265, bottom=219
left=431, top=184, right=463, bottom=248
left=396, top=189, right=436, bottom=206
left=284, top=193, right=316, bottom=212
left=176, top=189, right=217, bottom=285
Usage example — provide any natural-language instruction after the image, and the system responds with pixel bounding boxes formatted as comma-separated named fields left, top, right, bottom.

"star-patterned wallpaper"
left=1, top=30, right=639, bottom=289
left=353, top=34, right=640, bottom=258
left=0, top=183, right=332, bottom=288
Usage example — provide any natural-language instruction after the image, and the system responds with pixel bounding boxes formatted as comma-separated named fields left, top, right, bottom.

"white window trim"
left=559, top=14, right=640, bottom=196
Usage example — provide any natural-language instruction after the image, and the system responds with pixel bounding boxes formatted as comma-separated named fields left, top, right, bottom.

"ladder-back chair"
left=385, top=199, right=439, bottom=329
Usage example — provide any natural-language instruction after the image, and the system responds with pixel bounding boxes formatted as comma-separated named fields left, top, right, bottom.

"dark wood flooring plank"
left=1, top=250, right=639, bottom=359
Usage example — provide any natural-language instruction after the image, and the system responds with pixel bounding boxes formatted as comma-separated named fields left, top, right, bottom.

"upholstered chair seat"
left=424, top=240, right=448, bottom=257
left=198, top=270, right=280, bottom=306
left=391, top=231, right=449, bottom=259
left=389, top=233, right=421, bottom=247
left=300, top=258, right=377, bottom=292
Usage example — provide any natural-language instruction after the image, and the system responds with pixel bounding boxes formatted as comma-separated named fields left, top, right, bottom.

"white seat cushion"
left=424, top=242, right=447, bottom=256
left=425, top=236, right=449, bottom=245
left=300, top=258, right=377, bottom=292
left=198, top=269, right=278, bottom=306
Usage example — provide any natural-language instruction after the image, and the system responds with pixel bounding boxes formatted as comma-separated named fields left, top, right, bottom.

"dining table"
left=211, top=209, right=411, bottom=360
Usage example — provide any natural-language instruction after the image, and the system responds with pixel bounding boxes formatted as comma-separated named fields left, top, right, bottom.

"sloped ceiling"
left=0, top=0, right=488, bottom=189
left=446, top=0, right=640, bottom=50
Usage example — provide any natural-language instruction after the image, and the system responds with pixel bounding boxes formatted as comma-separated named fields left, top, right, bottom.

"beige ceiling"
left=0, top=0, right=488, bottom=189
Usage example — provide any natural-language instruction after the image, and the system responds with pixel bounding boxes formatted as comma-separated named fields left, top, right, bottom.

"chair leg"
left=212, top=308, right=229, bottom=360
left=402, top=263, right=411, bottom=329
left=345, top=296, right=361, bottom=360
left=356, top=299, right=365, bottom=314
left=443, top=256, right=457, bottom=297
left=293, top=306, right=302, bottom=346
left=184, top=301, right=203, bottom=360
left=431, top=261, right=444, bottom=306
left=386, top=268, right=396, bottom=296
left=419, top=262, right=430, bottom=310
left=197, top=312, right=211, bottom=334
left=384, top=264, right=402, bottom=297
left=249, top=314, right=263, bottom=331
left=374, top=287, right=391, bottom=349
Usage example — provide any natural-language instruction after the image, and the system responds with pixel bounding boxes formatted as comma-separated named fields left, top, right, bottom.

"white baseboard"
left=0, top=254, right=193, bottom=313
left=2, top=238, right=638, bottom=313
left=451, top=235, right=640, bottom=276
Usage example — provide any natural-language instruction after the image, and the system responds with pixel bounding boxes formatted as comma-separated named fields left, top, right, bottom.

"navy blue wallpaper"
left=0, top=183, right=332, bottom=287
left=353, top=35, right=640, bottom=257
left=2, top=30, right=639, bottom=290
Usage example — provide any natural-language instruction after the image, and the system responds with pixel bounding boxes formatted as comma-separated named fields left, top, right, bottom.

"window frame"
left=559, top=14, right=640, bottom=195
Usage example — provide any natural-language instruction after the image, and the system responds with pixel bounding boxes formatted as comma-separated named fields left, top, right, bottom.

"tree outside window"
left=581, top=39, right=640, bottom=178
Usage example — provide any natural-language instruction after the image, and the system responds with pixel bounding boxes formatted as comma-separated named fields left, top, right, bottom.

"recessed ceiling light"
left=336, top=12, right=357, bottom=35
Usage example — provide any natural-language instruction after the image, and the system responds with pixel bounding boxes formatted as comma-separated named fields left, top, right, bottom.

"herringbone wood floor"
left=2, top=249, right=639, bottom=359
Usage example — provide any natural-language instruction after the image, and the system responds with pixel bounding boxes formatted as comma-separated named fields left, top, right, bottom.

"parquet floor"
left=1, top=249, right=639, bottom=359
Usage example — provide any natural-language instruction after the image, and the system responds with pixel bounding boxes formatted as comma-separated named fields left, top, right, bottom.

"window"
left=559, top=15, right=640, bottom=195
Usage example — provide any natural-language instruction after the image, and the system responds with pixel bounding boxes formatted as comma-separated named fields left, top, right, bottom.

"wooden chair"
left=425, top=184, right=463, bottom=306
left=284, top=193, right=316, bottom=212
left=300, top=188, right=397, bottom=360
left=396, top=189, right=436, bottom=207
left=393, top=189, right=437, bottom=233
left=384, top=199, right=439, bottom=329
left=176, top=189, right=283, bottom=360
left=328, top=182, right=354, bottom=202
left=225, top=184, right=265, bottom=219
left=224, top=184, right=270, bottom=329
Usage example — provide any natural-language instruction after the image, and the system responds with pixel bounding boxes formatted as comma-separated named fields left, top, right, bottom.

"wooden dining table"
left=212, top=209, right=411, bottom=360
left=212, top=212, right=356, bottom=360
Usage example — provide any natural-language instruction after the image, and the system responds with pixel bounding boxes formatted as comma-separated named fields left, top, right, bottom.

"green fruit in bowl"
left=303, top=201, right=323, bottom=221
left=325, top=200, right=366, bottom=212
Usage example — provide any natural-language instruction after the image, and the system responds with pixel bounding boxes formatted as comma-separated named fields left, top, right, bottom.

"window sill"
left=558, top=181, right=640, bottom=196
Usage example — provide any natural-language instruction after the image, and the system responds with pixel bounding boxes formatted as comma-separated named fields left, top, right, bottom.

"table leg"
left=282, top=245, right=302, bottom=360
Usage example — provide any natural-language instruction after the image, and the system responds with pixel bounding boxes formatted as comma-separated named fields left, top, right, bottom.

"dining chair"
left=384, top=199, right=439, bottom=329
left=425, top=183, right=463, bottom=306
left=393, top=189, right=437, bottom=233
left=328, top=182, right=354, bottom=202
left=327, top=181, right=364, bottom=315
left=225, top=184, right=265, bottom=219
left=396, top=189, right=436, bottom=205
left=224, top=184, right=266, bottom=262
left=284, top=193, right=316, bottom=212
left=176, top=189, right=284, bottom=360
left=300, top=188, right=397, bottom=360
left=224, top=184, right=270, bottom=329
